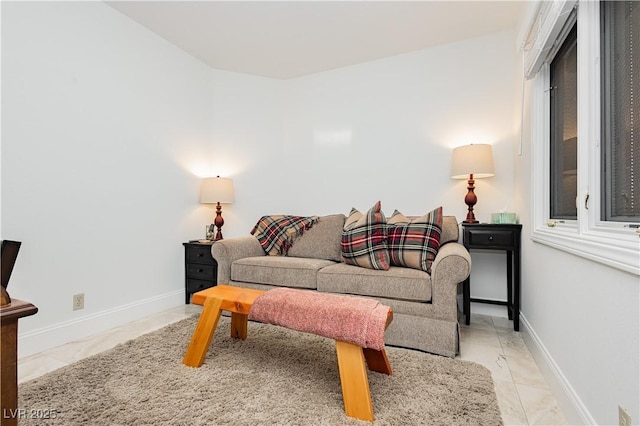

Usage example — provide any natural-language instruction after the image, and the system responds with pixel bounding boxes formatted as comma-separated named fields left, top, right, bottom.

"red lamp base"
left=463, top=174, right=479, bottom=224
left=214, top=202, right=225, bottom=240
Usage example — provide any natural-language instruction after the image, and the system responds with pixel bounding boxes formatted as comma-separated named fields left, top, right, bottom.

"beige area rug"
left=19, top=315, right=502, bottom=425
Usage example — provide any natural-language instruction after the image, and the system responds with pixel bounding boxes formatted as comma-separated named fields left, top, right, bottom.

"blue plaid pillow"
left=387, top=207, right=442, bottom=274
left=340, top=201, right=390, bottom=270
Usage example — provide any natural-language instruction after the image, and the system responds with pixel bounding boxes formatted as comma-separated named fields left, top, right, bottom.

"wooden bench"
left=183, top=285, right=393, bottom=422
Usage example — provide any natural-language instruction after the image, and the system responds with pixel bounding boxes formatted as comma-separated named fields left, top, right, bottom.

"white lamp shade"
left=200, top=177, right=235, bottom=204
left=451, top=144, right=495, bottom=179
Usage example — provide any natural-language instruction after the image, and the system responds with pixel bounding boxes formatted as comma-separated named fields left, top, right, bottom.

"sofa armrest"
left=211, top=236, right=265, bottom=283
left=429, top=242, right=472, bottom=320
left=431, top=242, right=471, bottom=285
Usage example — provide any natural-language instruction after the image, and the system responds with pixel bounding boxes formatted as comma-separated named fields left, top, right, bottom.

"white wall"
left=282, top=30, right=519, bottom=220
left=205, top=69, right=286, bottom=237
left=2, top=2, right=231, bottom=355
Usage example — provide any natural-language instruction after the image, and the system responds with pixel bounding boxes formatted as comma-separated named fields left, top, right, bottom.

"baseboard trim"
left=18, top=290, right=183, bottom=358
left=519, top=313, right=596, bottom=425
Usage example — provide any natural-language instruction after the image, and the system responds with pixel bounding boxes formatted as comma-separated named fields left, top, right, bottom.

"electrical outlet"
left=73, top=293, right=84, bottom=311
left=619, top=405, right=632, bottom=426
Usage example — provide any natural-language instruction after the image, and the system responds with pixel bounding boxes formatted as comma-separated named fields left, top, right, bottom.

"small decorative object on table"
left=183, top=240, right=218, bottom=304
left=491, top=212, right=518, bottom=224
left=205, top=224, right=215, bottom=241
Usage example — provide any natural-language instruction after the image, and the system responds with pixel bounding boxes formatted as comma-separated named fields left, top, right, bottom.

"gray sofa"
left=211, top=214, right=471, bottom=357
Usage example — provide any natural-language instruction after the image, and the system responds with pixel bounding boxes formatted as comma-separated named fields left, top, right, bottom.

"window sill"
left=531, top=226, right=640, bottom=276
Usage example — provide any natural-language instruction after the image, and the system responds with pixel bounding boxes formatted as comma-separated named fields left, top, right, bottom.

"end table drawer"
left=466, top=230, right=514, bottom=248
left=186, top=263, right=217, bottom=280
left=186, top=278, right=215, bottom=294
left=185, top=246, right=216, bottom=264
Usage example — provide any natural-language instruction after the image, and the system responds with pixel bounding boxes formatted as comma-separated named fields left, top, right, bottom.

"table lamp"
left=200, top=176, right=235, bottom=240
left=451, top=144, right=495, bottom=223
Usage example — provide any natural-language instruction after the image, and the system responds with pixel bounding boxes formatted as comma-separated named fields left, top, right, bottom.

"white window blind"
left=601, top=0, right=640, bottom=222
left=550, top=24, right=578, bottom=220
left=524, top=0, right=577, bottom=79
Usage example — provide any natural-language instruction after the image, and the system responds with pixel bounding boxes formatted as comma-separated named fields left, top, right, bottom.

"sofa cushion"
left=288, top=214, right=345, bottom=262
left=441, top=216, right=459, bottom=244
left=317, top=263, right=432, bottom=302
left=387, top=206, right=443, bottom=274
left=231, top=256, right=336, bottom=289
left=340, top=201, right=390, bottom=270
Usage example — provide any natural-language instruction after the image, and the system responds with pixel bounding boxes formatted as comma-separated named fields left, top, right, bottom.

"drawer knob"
left=488, top=236, right=494, bottom=241
left=198, top=269, right=203, bottom=273
left=197, top=253, right=204, bottom=257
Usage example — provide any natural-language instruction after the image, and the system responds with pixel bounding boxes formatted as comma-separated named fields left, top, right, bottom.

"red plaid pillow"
left=387, top=206, right=443, bottom=274
left=340, top=201, right=390, bottom=270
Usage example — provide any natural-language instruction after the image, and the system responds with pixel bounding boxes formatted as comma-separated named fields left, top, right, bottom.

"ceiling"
left=106, top=1, right=527, bottom=80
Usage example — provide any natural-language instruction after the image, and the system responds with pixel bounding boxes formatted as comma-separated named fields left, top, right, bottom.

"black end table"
left=183, top=241, right=218, bottom=304
left=461, top=223, right=522, bottom=331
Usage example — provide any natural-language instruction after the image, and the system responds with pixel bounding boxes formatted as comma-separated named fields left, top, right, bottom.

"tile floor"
left=18, top=306, right=567, bottom=425
left=459, top=314, right=567, bottom=425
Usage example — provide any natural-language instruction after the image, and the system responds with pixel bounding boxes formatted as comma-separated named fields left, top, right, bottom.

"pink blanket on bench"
left=248, top=288, right=390, bottom=351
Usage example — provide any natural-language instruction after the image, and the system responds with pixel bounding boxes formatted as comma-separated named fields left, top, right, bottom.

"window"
left=529, top=0, right=640, bottom=276
left=601, top=0, right=639, bottom=223
left=550, top=24, right=578, bottom=220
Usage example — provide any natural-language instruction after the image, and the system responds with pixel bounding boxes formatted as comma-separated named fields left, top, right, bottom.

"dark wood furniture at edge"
left=462, top=223, right=522, bottom=331
left=1, top=299, right=38, bottom=426
left=183, top=241, right=218, bottom=304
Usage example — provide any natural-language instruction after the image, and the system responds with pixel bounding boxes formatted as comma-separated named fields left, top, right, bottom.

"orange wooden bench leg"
left=230, top=312, right=248, bottom=339
left=363, top=347, right=392, bottom=375
left=335, top=340, right=374, bottom=422
left=183, top=297, right=223, bottom=367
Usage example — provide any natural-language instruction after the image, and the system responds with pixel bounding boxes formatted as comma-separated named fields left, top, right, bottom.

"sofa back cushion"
left=441, top=216, right=459, bottom=244
left=288, top=214, right=345, bottom=262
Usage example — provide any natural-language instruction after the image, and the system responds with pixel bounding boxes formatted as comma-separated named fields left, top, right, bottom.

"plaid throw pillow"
left=251, top=215, right=319, bottom=256
left=387, top=206, right=443, bottom=274
left=341, top=201, right=390, bottom=270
